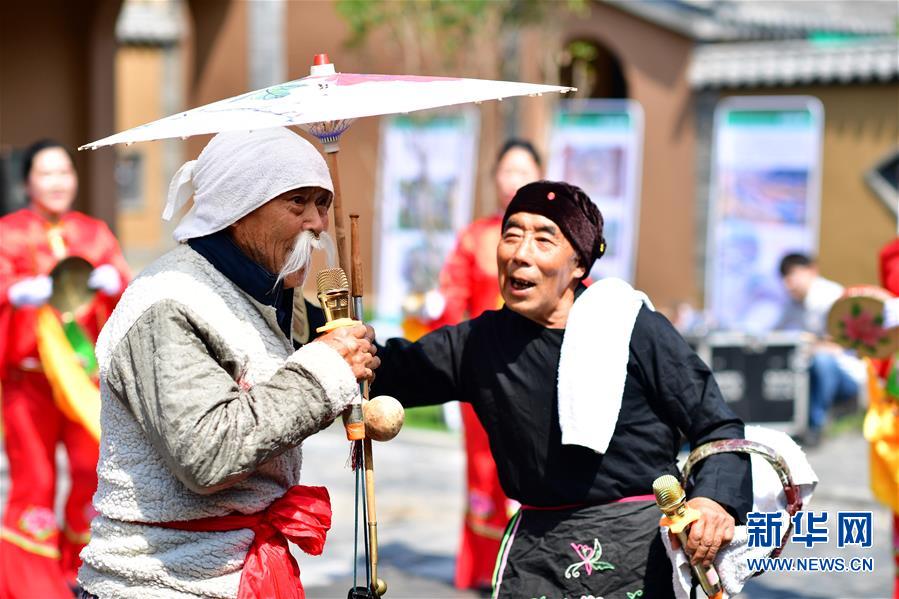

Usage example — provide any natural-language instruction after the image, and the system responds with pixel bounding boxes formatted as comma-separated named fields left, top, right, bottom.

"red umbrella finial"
left=310, top=54, right=335, bottom=77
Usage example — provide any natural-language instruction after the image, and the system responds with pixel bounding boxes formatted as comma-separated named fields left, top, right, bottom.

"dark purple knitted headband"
left=502, top=180, right=606, bottom=271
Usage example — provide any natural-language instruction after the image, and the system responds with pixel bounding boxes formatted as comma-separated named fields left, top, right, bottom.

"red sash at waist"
left=153, top=485, right=331, bottom=599
left=520, top=493, right=656, bottom=511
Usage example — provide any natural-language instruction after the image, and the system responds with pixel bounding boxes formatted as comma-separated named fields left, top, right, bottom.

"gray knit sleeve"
left=104, top=299, right=358, bottom=495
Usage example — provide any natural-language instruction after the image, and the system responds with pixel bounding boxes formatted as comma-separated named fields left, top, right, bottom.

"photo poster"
left=705, top=96, right=824, bottom=333
left=372, top=109, right=479, bottom=335
left=546, top=99, right=644, bottom=283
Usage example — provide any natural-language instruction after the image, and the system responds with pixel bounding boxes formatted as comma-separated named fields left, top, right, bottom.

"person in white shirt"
left=778, top=253, right=865, bottom=445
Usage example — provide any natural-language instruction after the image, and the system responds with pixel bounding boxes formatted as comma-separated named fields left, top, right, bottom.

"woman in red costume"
left=0, top=140, right=129, bottom=598
left=876, top=238, right=899, bottom=598
left=430, top=139, right=542, bottom=590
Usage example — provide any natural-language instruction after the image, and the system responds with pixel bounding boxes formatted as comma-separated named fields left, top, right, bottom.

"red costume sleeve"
left=94, top=220, right=131, bottom=282
left=873, top=238, right=899, bottom=379
left=80, top=218, right=131, bottom=336
left=0, top=243, right=15, bottom=375
left=0, top=214, right=36, bottom=375
left=879, top=238, right=899, bottom=296
left=431, top=226, right=478, bottom=328
left=94, top=219, right=131, bottom=303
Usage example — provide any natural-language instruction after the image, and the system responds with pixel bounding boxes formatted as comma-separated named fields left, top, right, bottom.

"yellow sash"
left=864, top=360, right=899, bottom=513
left=35, top=306, right=101, bottom=442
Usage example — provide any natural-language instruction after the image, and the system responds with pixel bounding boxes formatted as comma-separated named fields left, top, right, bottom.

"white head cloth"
left=163, top=128, right=333, bottom=242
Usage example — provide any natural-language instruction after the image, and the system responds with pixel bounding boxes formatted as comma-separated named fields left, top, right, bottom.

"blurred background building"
left=1, top=0, right=897, bottom=311
left=2, top=2, right=898, bottom=594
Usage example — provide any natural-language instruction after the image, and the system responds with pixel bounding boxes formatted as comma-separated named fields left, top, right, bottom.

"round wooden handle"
left=362, top=396, right=404, bottom=442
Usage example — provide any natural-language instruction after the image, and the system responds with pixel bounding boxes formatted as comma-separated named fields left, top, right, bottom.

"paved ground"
left=296, top=424, right=895, bottom=599
left=296, top=424, right=480, bottom=598
left=1, top=421, right=894, bottom=598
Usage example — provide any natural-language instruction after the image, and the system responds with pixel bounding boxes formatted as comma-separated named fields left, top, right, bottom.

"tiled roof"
left=116, top=0, right=183, bottom=46
left=603, top=0, right=897, bottom=42
left=689, top=36, right=899, bottom=88
left=710, top=0, right=898, bottom=38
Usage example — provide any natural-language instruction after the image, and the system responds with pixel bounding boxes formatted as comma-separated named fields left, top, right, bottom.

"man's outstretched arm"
left=371, top=321, right=470, bottom=408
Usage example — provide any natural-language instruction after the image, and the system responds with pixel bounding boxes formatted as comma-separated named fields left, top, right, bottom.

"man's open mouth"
left=510, top=277, right=536, bottom=291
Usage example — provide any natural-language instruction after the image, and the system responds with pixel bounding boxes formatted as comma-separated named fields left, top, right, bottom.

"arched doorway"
left=559, top=38, right=628, bottom=99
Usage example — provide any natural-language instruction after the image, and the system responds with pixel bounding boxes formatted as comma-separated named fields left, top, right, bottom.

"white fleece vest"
left=80, top=245, right=314, bottom=599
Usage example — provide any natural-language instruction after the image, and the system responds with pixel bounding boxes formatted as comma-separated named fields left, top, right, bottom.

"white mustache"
left=276, top=230, right=336, bottom=286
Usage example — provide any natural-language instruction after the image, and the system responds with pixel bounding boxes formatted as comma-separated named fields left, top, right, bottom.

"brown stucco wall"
left=0, top=0, right=121, bottom=226
left=556, top=2, right=699, bottom=308
left=282, top=1, right=514, bottom=303
left=721, top=85, right=899, bottom=287
left=185, top=0, right=248, bottom=160
left=116, top=47, right=166, bottom=248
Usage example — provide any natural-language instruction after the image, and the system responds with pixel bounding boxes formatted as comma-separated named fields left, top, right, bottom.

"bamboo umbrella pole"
left=326, top=150, right=349, bottom=275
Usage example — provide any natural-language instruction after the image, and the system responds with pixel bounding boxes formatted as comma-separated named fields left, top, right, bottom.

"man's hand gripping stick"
left=316, top=267, right=365, bottom=441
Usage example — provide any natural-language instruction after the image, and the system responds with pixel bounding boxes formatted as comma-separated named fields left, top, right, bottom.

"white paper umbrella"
left=81, top=55, right=573, bottom=275
left=81, top=57, right=573, bottom=152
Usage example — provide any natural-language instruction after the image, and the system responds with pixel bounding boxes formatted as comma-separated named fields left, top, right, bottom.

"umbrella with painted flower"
left=80, top=54, right=574, bottom=598
left=81, top=54, right=573, bottom=273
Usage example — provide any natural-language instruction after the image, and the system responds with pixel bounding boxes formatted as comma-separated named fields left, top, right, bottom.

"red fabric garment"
left=430, top=215, right=510, bottom=590
left=0, top=208, right=130, bottom=375
left=519, top=494, right=656, bottom=511
left=873, top=239, right=899, bottom=380
left=453, top=402, right=509, bottom=590
left=0, top=371, right=98, bottom=597
left=880, top=239, right=899, bottom=597
left=893, top=512, right=898, bottom=599
left=880, top=238, right=899, bottom=296
left=430, top=215, right=504, bottom=329
left=0, top=208, right=128, bottom=592
left=0, top=543, right=71, bottom=599
left=155, top=485, right=331, bottom=599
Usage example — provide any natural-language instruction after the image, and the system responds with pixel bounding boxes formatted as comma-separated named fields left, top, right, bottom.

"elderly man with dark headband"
left=373, top=180, right=752, bottom=598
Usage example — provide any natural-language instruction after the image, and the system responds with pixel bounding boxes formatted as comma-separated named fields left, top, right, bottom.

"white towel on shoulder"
left=557, top=277, right=654, bottom=454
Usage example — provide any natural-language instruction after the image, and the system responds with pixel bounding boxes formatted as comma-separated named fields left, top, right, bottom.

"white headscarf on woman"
left=163, top=127, right=333, bottom=242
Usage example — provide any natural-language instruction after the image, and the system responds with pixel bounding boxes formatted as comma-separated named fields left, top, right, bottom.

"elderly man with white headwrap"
left=77, top=128, right=378, bottom=599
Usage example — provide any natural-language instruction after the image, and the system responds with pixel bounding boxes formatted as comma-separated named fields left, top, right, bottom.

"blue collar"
left=188, top=230, right=294, bottom=339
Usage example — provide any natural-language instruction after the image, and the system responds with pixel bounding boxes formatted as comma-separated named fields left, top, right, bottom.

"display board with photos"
left=372, top=109, right=479, bottom=329
left=546, top=99, right=644, bottom=283
left=705, top=96, right=824, bottom=333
